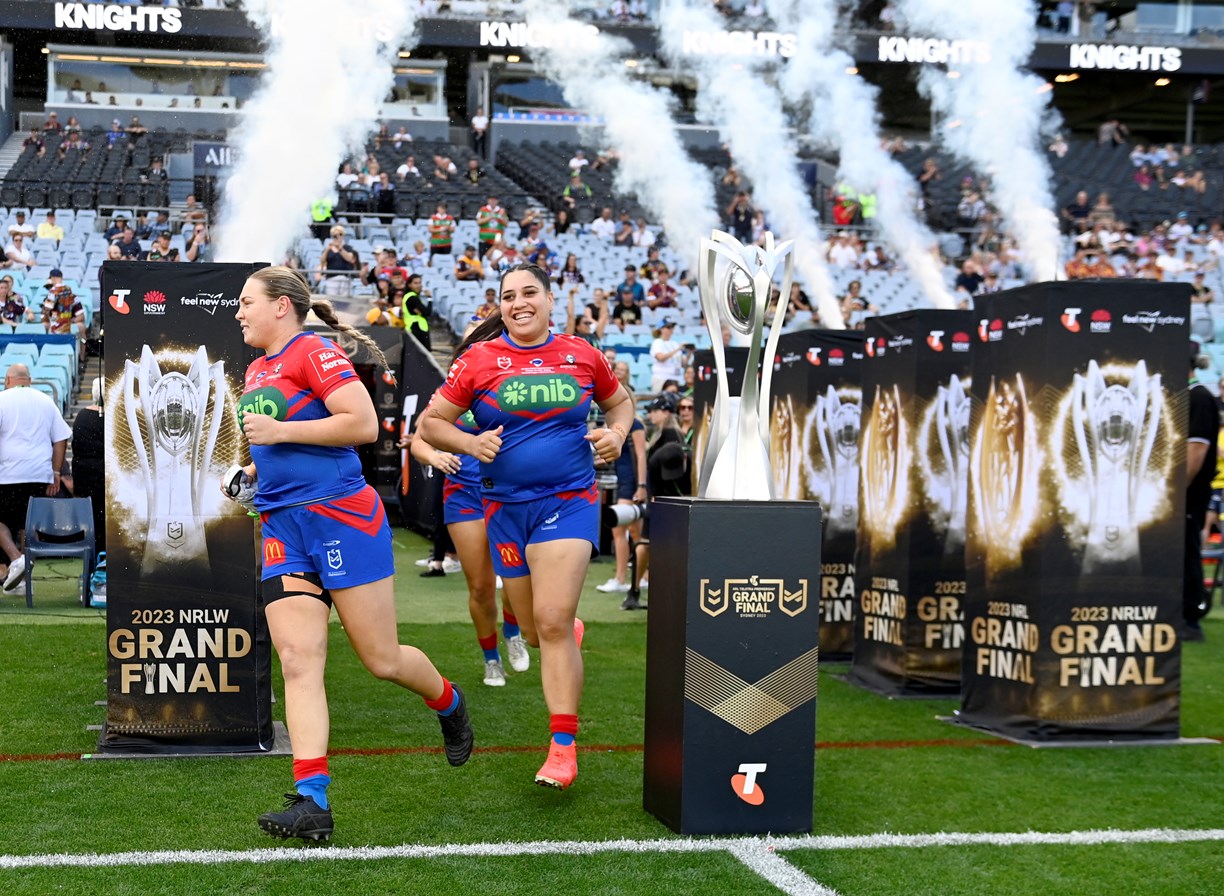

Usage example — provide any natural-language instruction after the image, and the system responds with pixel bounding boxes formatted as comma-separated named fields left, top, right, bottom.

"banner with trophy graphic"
left=850, top=311, right=973, bottom=696
left=800, top=331, right=865, bottom=660
left=961, top=281, right=1189, bottom=741
left=100, top=261, right=274, bottom=753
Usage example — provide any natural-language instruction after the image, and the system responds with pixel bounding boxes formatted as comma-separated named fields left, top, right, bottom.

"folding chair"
left=22, top=497, right=95, bottom=607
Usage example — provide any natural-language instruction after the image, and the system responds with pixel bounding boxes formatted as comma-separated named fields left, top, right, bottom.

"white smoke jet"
left=659, top=0, right=843, bottom=329
left=519, top=0, right=718, bottom=273
left=767, top=0, right=955, bottom=311
left=214, top=0, right=419, bottom=264
left=895, top=0, right=1062, bottom=282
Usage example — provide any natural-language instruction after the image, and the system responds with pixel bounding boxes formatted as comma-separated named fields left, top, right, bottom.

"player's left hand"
left=242, top=412, right=282, bottom=445
left=585, top=427, right=624, bottom=465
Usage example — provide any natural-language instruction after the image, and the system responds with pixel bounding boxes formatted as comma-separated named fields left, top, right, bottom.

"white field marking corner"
left=1, top=827, right=1222, bottom=890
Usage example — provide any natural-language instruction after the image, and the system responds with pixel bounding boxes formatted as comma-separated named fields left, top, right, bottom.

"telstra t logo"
left=731, top=762, right=767, bottom=805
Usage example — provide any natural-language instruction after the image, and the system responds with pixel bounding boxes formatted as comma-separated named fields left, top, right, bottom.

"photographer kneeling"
left=621, top=392, right=690, bottom=609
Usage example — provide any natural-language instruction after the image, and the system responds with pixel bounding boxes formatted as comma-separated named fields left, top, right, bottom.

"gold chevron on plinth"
left=684, top=646, right=820, bottom=735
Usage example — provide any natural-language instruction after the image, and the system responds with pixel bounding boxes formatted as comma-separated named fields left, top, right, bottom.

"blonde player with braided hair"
left=227, top=265, right=472, bottom=842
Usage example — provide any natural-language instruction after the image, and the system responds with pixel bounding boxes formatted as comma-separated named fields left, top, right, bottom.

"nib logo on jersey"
left=237, top=387, right=288, bottom=429
left=730, top=763, right=767, bottom=806
left=499, top=374, right=582, bottom=411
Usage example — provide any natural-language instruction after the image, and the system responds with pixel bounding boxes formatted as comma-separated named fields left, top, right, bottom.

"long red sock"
left=424, top=678, right=456, bottom=713
left=550, top=713, right=578, bottom=746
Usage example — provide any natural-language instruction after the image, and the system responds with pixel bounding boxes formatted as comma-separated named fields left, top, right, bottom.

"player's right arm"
left=419, top=395, right=503, bottom=462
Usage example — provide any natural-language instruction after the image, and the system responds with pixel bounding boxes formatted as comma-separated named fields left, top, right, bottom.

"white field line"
left=727, top=840, right=842, bottom=896
left=1, top=827, right=1222, bottom=875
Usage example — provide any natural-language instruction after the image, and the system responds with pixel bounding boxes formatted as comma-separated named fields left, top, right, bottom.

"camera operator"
left=595, top=389, right=647, bottom=597
left=626, top=392, right=691, bottom=610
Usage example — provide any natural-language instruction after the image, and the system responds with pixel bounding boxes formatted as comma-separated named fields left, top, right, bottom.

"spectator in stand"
left=650, top=320, right=688, bottom=393
left=827, top=232, right=859, bottom=268
left=145, top=156, right=168, bottom=184
left=567, top=149, right=589, bottom=172
left=104, top=119, right=127, bottom=149
left=476, top=196, right=509, bottom=260
left=1177, top=145, right=1208, bottom=194
left=0, top=278, right=26, bottom=329
left=1048, top=132, right=1069, bottom=158
left=0, top=363, right=72, bottom=594
left=1065, top=248, right=1118, bottom=279
left=146, top=230, right=175, bottom=262
left=1191, top=272, right=1215, bottom=343
left=21, top=127, right=44, bottom=154
left=43, top=284, right=86, bottom=350
left=432, top=154, right=456, bottom=183
left=610, top=287, right=642, bottom=330
left=372, top=171, right=396, bottom=215
left=402, top=240, right=427, bottom=269
left=1087, top=192, right=1116, bottom=228
left=315, top=225, right=359, bottom=295
left=631, top=218, right=655, bottom=249
left=1130, top=144, right=1151, bottom=167
left=36, top=211, right=63, bottom=245
left=613, top=219, right=635, bottom=248
left=400, top=273, right=433, bottom=350
left=617, top=265, right=646, bottom=305
left=1134, top=164, right=1154, bottom=192
left=396, top=155, right=421, bottom=181
left=1097, top=118, right=1129, bottom=146
left=564, top=287, right=608, bottom=348
left=454, top=245, right=485, bottom=282
left=1061, top=190, right=1092, bottom=232
left=647, top=268, right=678, bottom=310
left=1168, top=212, right=1195, bottom=244
left=464, top=157, right=484, bottom=186
left=474, top=287, right=499, bottom=320
left=111, top=226, right=142, bottom=259
left=182, top=194, right=208, bottom=229
left=953, top=260, right=985, bottom=298
left=640, top=246, right=667, bottom=282
left=840, top=280, right=878, bottom=326
left=127, top=116, right=148, bottom=137
left=726, top=192, right=754, bottom=242
left=392, top=125, right=412, bottom=149
left=470, top=105, right=488, bottom=158
left=41, top=111, right=61, bottom=133
left=427, top=202, right=457, bottom=268
left=555, top=253, right=585, bottom=290
left=915, top=157, right=940, bottom=214
left=590, top=207, right=616, bottom=241
left=560, top=171, right=593, bottom=209
left=5, top=228, right=34, bottom=271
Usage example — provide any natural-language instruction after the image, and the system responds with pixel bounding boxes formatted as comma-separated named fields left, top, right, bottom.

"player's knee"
left=534, top=608, right=574, bottom=643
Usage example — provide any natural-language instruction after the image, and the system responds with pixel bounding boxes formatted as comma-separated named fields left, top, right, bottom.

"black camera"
left=603, top=502, right=649, bottom=527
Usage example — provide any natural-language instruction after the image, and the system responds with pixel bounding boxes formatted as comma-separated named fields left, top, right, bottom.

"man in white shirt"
left=0, top=364, right=71, bottom=592
left=568, top=150, right=589, bottom=172
left=590, top=206, right=617, bottom=241
left=470, top=106, right=489, bottom=159
left=631, top=218, right=656, bottom=249
left=396, top=155, right=421, bottom=181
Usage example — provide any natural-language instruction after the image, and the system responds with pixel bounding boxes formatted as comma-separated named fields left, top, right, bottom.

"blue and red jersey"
left=447, top=409, right=482, bottom=488
left=239, top=331, right=365, bottom=510
left=436, top=331, right=620, bottom=502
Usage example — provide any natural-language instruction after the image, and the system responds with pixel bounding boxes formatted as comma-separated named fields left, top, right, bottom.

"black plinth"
left=643, top=497, right=821, bottom=835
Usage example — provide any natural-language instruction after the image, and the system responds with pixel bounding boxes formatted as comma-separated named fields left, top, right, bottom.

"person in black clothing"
left=71, top=379, right=106, bottom=556
left=627, top=393, right=691, bottom=609
left=1185, top=344, right=1219, bottom=640
left=726, top=192, right=754, bottom=243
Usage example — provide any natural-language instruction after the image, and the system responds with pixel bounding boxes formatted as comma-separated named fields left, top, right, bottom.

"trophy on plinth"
left=695, top=231, right=794, bottom=500
left=644, top=230, right=821, bottom=836
left=1070, top=359, right=1162, bottom=573
left=934, top=374, right=970, bottom=550
left=123, top=344, right=226, bottom=571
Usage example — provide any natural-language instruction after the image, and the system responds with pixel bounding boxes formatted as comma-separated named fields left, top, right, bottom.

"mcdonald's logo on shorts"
left=264, top=538, right=286, bottom=566
left=496, top=542, right=523, bottom=567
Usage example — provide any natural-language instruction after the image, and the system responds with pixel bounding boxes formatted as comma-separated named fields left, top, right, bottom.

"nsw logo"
left=951, top=331, right=971, bottom=352
left=1090, top=309, right=1112, bottom=333
left=731, top=763, right=767, bottom=806
left=828, top=348, right=845, bottom=366
left=498, top=374, right=582, bottom=411
left=143, top=290, right=167, bottom=315
left=978, top=318, right=1003, bottom=342
left=109, top=288, right=131, bottom=315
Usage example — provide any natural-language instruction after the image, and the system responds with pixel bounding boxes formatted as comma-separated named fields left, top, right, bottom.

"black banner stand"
left=643, top=497, right=821, bottom=835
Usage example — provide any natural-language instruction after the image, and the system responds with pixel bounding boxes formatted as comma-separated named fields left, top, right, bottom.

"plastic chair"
left=22, top=497, right=95, bottom=607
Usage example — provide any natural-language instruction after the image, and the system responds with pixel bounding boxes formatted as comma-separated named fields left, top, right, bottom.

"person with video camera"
left=595, top=387, right=647, bottom=597
left=625, top=392, right=691, bottom=610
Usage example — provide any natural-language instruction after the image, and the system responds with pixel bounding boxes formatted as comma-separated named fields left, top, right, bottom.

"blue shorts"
left=482, top=484, right=599, bottom=579
left=259, top=485, right=394, bottom=589
left=443, top=478, right=484, bottom=526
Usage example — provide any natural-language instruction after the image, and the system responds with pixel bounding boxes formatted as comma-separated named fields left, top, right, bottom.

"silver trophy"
left=1070, top=360, right=1161, bottom=573
left=123, top=345, right=227, bottom=570
left=934, top=375, right=970, bottom=549
left=811, top=385, right=861, bottom=535
left=696, top=230, right=794, bottom=500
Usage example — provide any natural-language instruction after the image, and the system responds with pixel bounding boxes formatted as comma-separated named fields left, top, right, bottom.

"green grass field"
left=1, top=530, right=1222, bottom=895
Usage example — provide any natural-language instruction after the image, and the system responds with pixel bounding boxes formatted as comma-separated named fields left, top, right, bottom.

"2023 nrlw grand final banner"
left=960, top=281, right=1189, bottom=741
left=850, top=311, right=973, bottom=696
left=693, top=331, right=862, bottom=659
left=100, top=261, right=274, bottom=753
